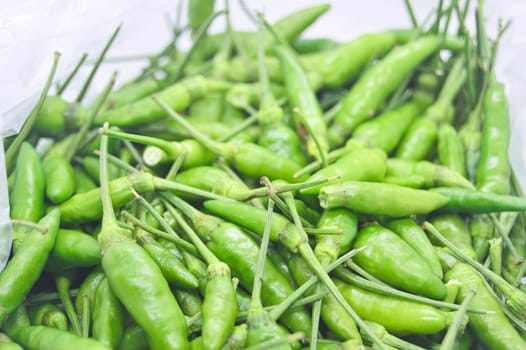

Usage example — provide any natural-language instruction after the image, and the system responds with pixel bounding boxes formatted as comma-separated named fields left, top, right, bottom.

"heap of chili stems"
left=1, top=0, right=525, bottom=349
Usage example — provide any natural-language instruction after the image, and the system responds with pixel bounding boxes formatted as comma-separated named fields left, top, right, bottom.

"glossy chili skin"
left=9, top=142, right=46, bottom=252
left=350, top=101, right=423, bottom=153
left=188, top=0, right=215, bottom=34
left=335, top=280, right=450, bottom=335
left=386, top=218, right=443, bottom=279
left=328, top=36, right=441, bottom=147
left=42, top=156, right=76, bottom=204
left=28, top=304, right=68, bottom=331
left=174, top=166, right=248, bottom=200
left=301, top=147, right=387, bottom=195
left=106, top=78, right=162, bottom=109
left=445, top=262, right=526, bottom=350
left=353, top=223, right=446, bottom=299
left=73, top=167, right=97, bottom=194
left=117, top=323, right=149, bottom=350
left=74, top=267, right=105, bottom=315
left=45, top=229, right=101, bottom=271
left=274, top=44, right=328, bottom=159
left=395, top=117, right=437, bottom=160
left=258, top=123, right=307, bottom=167
left=0, top=209, right=60, bottom=325
left=34, top=96, right=88, bottom=137
left=92, top=277, right=126, bottom=348
left=470, top=214, right=495, bottom=261
left=173, top=289, right=202, bottom=317
left=318, top=181, right=449, bottom=217
left=476, top=77, right=511, bottom=195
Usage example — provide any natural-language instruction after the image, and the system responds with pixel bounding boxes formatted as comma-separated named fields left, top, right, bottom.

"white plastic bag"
left=1, top=0, right=525, bottom=271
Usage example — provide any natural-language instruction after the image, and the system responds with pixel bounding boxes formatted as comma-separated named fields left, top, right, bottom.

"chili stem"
left=10, top=220, right=48, bottom=234
left=403, top=0, right=419, bottom=28
left=57, top=53, right=88, bottom=96
left=81, top=294, right=90, bottom=338
left=93, top=150, right=138, bottom=174
left=293, top=107, right=328, bottom=167
left=243, top=332, right=304, bottom=350
left=439, top=291, right=475, bottom=350
left=165, top=150, right=188, bottom=181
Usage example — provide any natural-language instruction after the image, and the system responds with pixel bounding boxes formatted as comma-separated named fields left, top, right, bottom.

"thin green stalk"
left=5, top=52, right=60, bottom=173
left=403, top=0, right=419, bottom=28
left=123, top=140, right=146, bottom=167
left=310, top=283, right=322, bottom=350
left=93, top=150, right=137, bottom=174
left=165, top=150, right=188, bottom=181
left=56, top=274, right=82, bottom=336
left=346, top=261, right=389, bottom=287
left=243, top=333, right=304, bottom=350
left=294, top=147, right=348, bottom=178
left=293, top=107, right=327, bottom=168
left=81, top=294, right=90, bottom=338
left=215, top=159, right=265, bottom=209
left=57, top=53, right=88, bottom=95
left=10, top=220, right=48, bottom=234
left=76, top=25, right=121, bottom=103
left=439, top=291, right=475, bottom=350
left=120, top=210, right=197, bottom=255
left=217, top=112, right=259, bottom=142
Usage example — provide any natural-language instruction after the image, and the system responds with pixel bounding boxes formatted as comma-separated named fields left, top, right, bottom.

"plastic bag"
left=1, top=0, right=525, bottom=271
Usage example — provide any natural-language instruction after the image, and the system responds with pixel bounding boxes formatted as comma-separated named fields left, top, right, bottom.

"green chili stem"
left=163, top=200, right=219, bottom=265
left=475, top=2, right=489, bottom=70
left=490, top=213, right=520, bottom=261
left=432, top=0, right=445, bottom=34
left=160, top=192, right=202, bottom=222
left=99, top=123, right=120, bottom=228
left=294, top=147, right=348, bottom=178
left=215, top=159, right=265, bottom=209
left=363, top=321, right=426, bottom=350
left=165, top=150, right=188, bottom=181
left=153, top=96, right=226, bottom=156
left=502, top=302, right=526, bottom=333
left=217, top=112, right=259, bottom=142
left=102, top=128, right=176, bottom=153
left=403, top=0, right=419, bottom=28
left=120, top=210, right=197, bottom=255
left=439, top=291, right=474, bottom=350
left=172, top=10, right=227, bottom=81
left=243, top=332, right=304, bottom=350
left=57, top=53, right=88, bottom=96
left=346, top=261, right=389, bottom=287
left=93, top=150, right=138, bottom=174
left=310, top=283, right=323, bottom=350
left=323, top=100, right=343, bottom=124
left=123, top=140, right=146, bottom=166
left=5, top=52, right=60, bottom=173
left=65, top=72, right=117, bottom=161
left=266, top=189, right=313, bottom=228
left=441, top=2, right=456, bottom=37
left=282, top=194, right=387, bottom=350
left=269, top=246, right=368, bottom=321
left=76, top=25, right=121, bottom=103
left=246, top=176, right=339, bottom=199
left=489, top=238, right=503, bottom=276
left=250, top=197, right=275, bottom=309
left=239, top=0, right=257, bottom=24
left=293, top=107, right=327, bottom=167
left=435, top=56, right=466, bottom=108
left=514, top=260, right=526, bottom=287
left=56, top=274, right=82, bottom=336
left=424, top=222, right=526, bottom=317
left=81, top=294, right=90, bottom=338
left=153, top=177, right=235, bottom=201
left=10, top=220, right=48, bottom=234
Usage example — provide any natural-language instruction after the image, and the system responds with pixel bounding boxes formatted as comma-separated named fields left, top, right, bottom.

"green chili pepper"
left=437, top=124, right=467, bottom=178
left=82, top=156, right=122, bottom=184
left=164, top=194, right=312, bottom=335
left=429, top=214, right=476, bottom=260
left=117, top=323, right=148, bottom=350
left=386, top=218, right=443, bottom=279
left=97, top=128, right=189, bottom=350
left=105, top=78, right=162, bottom=109
left=445, top=262, right=526, bottom=350
left=292, top=37, right=339, bottom=54
left=92, top=277, right=126, bottom=348
left=9, top=142, right=46, bottom=252
left=42, top=156, right=76, bottom=204
left=318, top=181, right=449, bottom=216
left=274, top=44, right=328, bottom=160
left=430, top=187, right=526, bottom=214
left=469, top=214, right=495, bottom=262
left=189, top=93, right=225, bottom=123
left=45, top=229, right=101, bottom=271
left=28, top=304, right=68, bottom=331
left=33, top=96, right=88, bottom=137
left=94, top=76, right=229, bottom=127
left=301, top=148, right=387, bottom=195
left=0, top=209, right=60, bottom=324
left=16, top=326, right=112, bottom=350
left=154, top=96, right=307, bottom=182
left=350, top=101, right=423, bottom=153
left=74, top=267, right=105, bottom=315
left=335, top=280, right=452, bottom=335
left=385, top=159, right=473, bottom=189
left=0, top=333, right=23, bottom=350
left=395, top=117, right=438, bottom=161
left=353, top=223, right=446, bottom=299
left=476, top=76, right=511, bottom=195
left=73, top=167, right=98, bottom=194
left=173, top=289, right=202, bottom=317
left=188, top=0, right=216, bottom=36
left=328, top=36, right=441, bottom=146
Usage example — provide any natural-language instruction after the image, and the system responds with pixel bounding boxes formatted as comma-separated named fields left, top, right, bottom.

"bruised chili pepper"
left=328, top=36, right=441, bottom=147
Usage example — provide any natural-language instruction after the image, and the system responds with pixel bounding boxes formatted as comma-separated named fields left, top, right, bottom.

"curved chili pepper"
left=9, top=142, right=46, bottom=252
left=92, top=277, right=126, bottom=348
left=0, top=209, right=60, bottom=325
left=445, top=262, right=526, bottom=350
left=45, top=229, right=101, bottom=271
left=42, top=156, right=76, bottom=204
left=353, top=223, right=446, bottom=299
left=328, top=36, right=441, bottom=147
left=16, top=326, right=112, bottom=350
left=386, top=218, right=443, bottom=279
left=28, top=304, right=68, bottom=331
left=34, top=96, right=88, bottom=137
left=301, top=147, right=387, bottom=195
left=318, top=181, right=449, bottom=216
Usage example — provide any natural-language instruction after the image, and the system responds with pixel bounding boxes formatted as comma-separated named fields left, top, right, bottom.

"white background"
left=1, top=0, right=525, bottom=269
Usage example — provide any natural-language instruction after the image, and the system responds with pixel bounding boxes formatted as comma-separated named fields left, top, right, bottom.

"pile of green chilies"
left=1, top=0, right=526, bottom=349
